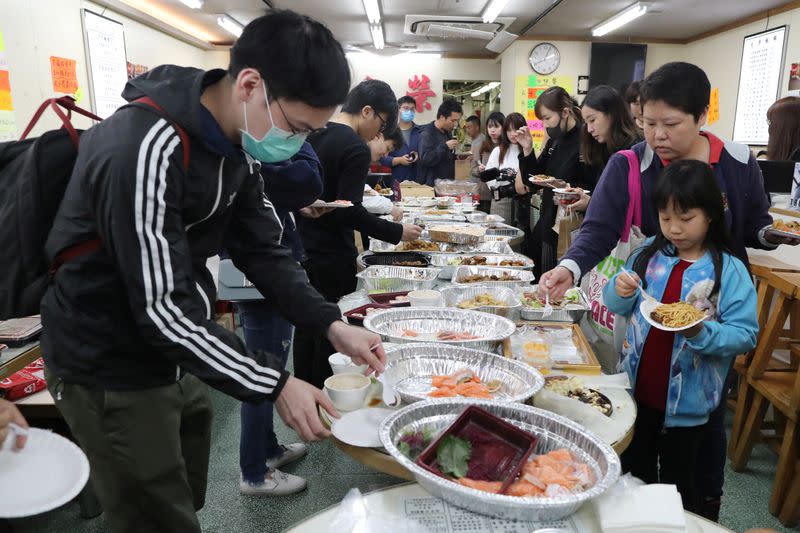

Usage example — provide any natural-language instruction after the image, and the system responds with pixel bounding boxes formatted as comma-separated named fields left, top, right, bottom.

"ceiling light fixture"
left=470, top=81, right=500, bottom=98
left=362, top=0, right=381, bottom=24
left=482, top=0, right=510, bottom=24
left=370, top=24, right=385, bottom=50
left=217, top=15, right=243, bottom=38
left=592, top=2, right=648, bottom=37
left=177, top=0, right=204, bottom=9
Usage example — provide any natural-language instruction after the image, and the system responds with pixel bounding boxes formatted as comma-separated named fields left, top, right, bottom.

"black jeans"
left=293, top=256, right=357, bottom=389
left=622, top=402, right=705, bottom=513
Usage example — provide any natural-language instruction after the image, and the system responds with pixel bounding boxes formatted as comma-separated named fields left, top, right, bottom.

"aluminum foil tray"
left=356, top=265, right=441, bottom=293
left=439, top=285, right=522, bottom=319
left=452, top=266, right=535, bottom=288
left=484, top=224, right=525, bottom=240
left=428, top=226, right=486, bottom=246
left=518, top=285, right=590, bottom=323
left=383, top=343, right=543, bottom=404
left=362, top=307, right=516, bottom=351
left=430, top=254, right=533, bottom=280
left=379, top=399, right=620, bottom=521
left=371, top=239, right=513, bottom=255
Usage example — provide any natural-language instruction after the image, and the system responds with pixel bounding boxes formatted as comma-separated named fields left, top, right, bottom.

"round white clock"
left=529, top=42, right=560, bottom=75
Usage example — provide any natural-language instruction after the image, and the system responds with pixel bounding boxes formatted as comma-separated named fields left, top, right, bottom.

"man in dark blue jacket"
left=417, top=99, right=463, bottom=185
left=379, top=95, right=422, bottom=183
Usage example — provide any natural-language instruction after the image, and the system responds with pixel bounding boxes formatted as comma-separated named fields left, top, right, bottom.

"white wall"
left=682, top=8, right=800, bottom=140
left=346, top=54, right=500, bottom=124
left=2, top=0, right=207, bottom=139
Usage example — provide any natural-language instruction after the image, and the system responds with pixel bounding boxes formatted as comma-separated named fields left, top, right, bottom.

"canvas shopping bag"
left=555, top=207, right=584, bottom=258
left=580, top=150, right=645, bottom=372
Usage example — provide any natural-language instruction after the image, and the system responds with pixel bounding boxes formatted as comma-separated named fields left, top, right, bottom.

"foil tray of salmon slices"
left=452, top=266, right=535, bottom=288
left=382, top=343, right=543, bottom=404
left=439, top=285, right=522, bottom=320
left=362, top=307, right=516, bottom=352
left=379, top=398, right=620, bottom=521
left=356, top=266, right=441, bottom=293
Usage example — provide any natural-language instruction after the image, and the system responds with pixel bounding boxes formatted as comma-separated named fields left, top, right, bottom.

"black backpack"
left=0, top=96, right=188, bottom=320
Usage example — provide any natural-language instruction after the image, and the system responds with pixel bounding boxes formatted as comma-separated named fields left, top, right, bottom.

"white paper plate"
left=0, top=428, right=90, bottom=517
left=331, top=408, right=396, bottom=448
left=311, top=200, right=353, bottom=209
left=639, top=299, right=707, bottom=332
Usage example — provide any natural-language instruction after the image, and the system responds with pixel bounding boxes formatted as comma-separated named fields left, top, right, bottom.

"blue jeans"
left=237, top=301, right=294, bottom=483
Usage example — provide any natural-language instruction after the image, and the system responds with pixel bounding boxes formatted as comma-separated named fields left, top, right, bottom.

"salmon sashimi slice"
left=430, top=368, right=492, bottom=399
left=457, top=478, right=502, bottom=494
left=548, top=448, right=574, bottom=462
left=507, top=479, right=544, bottom=497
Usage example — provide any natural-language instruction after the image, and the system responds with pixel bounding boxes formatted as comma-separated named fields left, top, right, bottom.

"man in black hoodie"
left=40, top=10, right=384, bottom=532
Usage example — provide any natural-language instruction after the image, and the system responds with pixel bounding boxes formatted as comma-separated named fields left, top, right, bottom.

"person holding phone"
left=379, top=96, right=422, bottom=184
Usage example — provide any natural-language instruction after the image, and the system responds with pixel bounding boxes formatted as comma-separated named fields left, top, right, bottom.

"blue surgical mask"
left=400, top=109, right=415, bottom=123
left=241, top=84, right=306, bottom=163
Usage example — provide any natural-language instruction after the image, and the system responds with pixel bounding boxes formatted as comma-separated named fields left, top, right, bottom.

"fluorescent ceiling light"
left=592, top=2, right=648, bottom=37
left=370, top=24, right=385, bottom=50
left=486, top=30, right=517, bottom=53
left=482, top=0, right=510, bottom=24
left=177, top=0, right=203, bottom=8
left=362, top=0, right=381, bottom=24
left=217, top=15, right=243, bottom=38
left=470, top=81, right=500, bottom=97
left=427, top=24, right=494, bottom=40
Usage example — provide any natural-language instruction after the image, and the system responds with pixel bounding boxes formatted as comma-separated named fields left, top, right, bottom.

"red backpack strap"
left=19, top=96, right=102, bottom=147
left=132, top=96, right=191, bottom=170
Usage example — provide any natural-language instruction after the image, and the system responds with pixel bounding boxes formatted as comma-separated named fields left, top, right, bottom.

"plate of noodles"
left=639, top=299, right=708, bottom=332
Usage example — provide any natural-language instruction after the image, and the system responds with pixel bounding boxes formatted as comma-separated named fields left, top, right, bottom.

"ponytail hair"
left=535, top=86, right=583, bottom=126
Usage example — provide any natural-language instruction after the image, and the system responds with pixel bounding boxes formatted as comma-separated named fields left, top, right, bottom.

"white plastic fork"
left=542, top=291, right=554, bottom=318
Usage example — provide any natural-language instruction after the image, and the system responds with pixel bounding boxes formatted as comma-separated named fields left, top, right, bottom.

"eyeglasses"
left=375, top=112, right=388, bottom=133
left=273, top=97, right=326, bottom=139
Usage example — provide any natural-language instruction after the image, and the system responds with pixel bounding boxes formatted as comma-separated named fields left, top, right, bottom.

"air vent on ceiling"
left=404, top=15, right=515, bottom=40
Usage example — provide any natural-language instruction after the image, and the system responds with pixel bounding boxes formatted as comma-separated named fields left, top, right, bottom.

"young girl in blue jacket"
left=603, top=159, right=758, bottom=513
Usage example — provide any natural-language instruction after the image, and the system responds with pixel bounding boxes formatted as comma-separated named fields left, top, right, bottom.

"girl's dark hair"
left=580, top=85, right=642, bottom=169
left=479, top=111, right=505, bottom=157
left=632, top=160, right=732, bottom=298
left=498, top=112, right=527, bottom=165
left=624, top=81, right=641, bottom=105
left=766, top=96, right=800, bottom=161
left=229, top=9, right=350, bottom=108
left=534, top=86, right=583, bottom=127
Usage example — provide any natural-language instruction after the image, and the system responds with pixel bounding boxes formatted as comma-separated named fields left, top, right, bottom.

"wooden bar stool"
left=729, top=272, right=800, bottom=524
left=780, top=457, right=800, bottom=526
left=729, top=261, right=800, bottom=453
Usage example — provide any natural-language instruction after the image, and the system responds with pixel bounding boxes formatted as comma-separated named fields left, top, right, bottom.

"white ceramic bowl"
left=324, top=373, right=371, bottom=411
left=328, top=352, right=369, bottom=375
left=407, top=289, right=442, bottom=307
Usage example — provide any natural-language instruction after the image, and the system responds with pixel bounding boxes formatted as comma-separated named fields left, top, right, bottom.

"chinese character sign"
left=50, top=56, right=79, bottom=94
left=407, top=74, right=436, bottom=112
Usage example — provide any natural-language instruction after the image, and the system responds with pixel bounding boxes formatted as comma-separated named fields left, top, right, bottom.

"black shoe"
left=697, top=497, right=721, bottom=522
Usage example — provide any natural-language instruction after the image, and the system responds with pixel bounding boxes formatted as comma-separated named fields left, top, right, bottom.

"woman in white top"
left=485, top=112, right=527, bottom=222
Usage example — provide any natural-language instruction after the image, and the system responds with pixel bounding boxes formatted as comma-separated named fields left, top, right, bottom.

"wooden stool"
left=780, top=458, right=800, bottom=526
left=729, top=272, right=800, bottom=524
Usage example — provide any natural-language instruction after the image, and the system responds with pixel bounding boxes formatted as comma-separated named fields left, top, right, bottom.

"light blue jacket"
left=603, top=239, right=757, bottom=427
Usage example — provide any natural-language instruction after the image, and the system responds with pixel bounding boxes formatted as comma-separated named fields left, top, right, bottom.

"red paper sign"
left=406, top=74, right=436, bottom=112
left=50, top=56, right=78, bottom=94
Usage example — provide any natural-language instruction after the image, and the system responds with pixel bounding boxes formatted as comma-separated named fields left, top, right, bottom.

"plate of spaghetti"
left=639, top=299, right=708, bottom=332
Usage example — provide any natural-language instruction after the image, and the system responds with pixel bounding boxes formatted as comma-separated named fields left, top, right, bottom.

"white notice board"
left=732, top=26, right=787, bottom=145
left=82, top=9, right=128, bottom=119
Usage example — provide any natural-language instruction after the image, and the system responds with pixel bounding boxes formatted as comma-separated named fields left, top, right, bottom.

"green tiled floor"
left=8, top=386, right=800, bottom=533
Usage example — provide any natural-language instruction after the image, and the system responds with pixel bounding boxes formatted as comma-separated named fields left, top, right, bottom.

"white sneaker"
left=265, top=443, right=308, bottom=469
left=239, top=468, right=307, bottom=496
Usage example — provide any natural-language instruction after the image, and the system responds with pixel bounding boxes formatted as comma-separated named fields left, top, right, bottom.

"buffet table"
left=284, top=483, right=733, bottom=533
left=0, top=341, right=41, bottom=380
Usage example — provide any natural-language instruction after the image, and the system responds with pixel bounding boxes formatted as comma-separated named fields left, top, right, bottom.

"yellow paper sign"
left=708, top=87, right=720, bottom=125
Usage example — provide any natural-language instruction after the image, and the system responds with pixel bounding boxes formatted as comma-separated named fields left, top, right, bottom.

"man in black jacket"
left=294, top=80, right=421, bottom=388
left=41, top=10, right=384, bottom=532
left=417, top=99, right=463, bottom=185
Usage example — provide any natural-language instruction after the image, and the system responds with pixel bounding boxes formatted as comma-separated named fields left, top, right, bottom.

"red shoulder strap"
left=19, top=96, right=102, bottom=147
left=133, top=96, right=191, bottom=170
